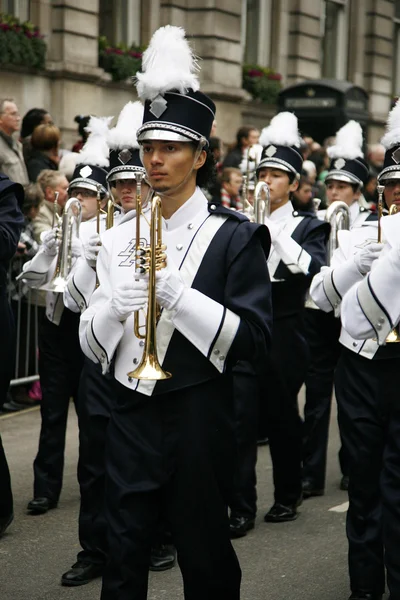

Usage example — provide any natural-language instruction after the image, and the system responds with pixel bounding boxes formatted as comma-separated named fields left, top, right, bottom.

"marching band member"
left=79, top=25, right=272, bottom=600
left=338, top=99, right=400, bottom=600
left=255, top=112, right=330, bottom=523
left=303, top=121, right=372, bottom=497
left=310, top=120, right=388, bottom=599
left=61, top=103, right=174, bottom=587
left=0, top=173, right=24, bottom=537
left=18, top=117, right=110, bottom=516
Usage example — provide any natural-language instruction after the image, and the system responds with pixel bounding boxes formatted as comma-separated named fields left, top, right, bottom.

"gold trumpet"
left=127, top=174, right=171, bottom=381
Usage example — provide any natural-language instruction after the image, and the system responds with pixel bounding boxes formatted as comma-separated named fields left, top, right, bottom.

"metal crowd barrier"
left=8, top=257, right=40, bottom=387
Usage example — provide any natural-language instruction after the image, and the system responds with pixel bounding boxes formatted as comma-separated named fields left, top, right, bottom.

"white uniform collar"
left=162, top=186, right=207, bottom=231
left=269, top=200, right=293, bottom=222
left=349, top=200, right=360, bottom=226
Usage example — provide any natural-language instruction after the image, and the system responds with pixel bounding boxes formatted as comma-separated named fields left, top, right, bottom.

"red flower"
left=267, top=73, right=282, bottom=81
left=247, top=69, right=263, bottom=78
left=113, top=48, right=124, bottom=55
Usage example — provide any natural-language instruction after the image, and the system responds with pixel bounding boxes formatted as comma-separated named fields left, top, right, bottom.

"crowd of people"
left=1, top=23, right=400, bottom=600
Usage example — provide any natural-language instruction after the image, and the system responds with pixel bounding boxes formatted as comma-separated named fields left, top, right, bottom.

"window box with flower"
left=243, top=64, right=282, bottom=105
left=98, top=36, right=144, bottom=82
left=0, top=13, right=46, bottom=70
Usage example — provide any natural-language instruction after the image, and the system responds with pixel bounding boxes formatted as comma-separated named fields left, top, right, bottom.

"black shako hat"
left=107, top=148, right=145, bottom=183
left=137, top=90, right=215, bottom=145
left=135, top=26, right=215, bottom=146
left=257, top=112, right=303, bottom=177
left=325, top=121, right=368, bottom=187
left=69, top=164, right=109, bottom=196
left=379, top=100, right=400, bottom=183
left=257, top=143, right=303, bottom=177
left=325, top=156, right=369, bottom=186
left=379, top=144, right=400, bottom=183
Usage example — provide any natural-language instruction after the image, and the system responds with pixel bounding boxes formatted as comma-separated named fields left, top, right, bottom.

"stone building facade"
left=0, top=0, right=398, bottom=146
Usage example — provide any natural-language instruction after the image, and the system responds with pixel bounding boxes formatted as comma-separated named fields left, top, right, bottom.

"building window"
left=0, top=0, right=30, bottom=20
left=321, top=0, right=348, bottom=79
left=394, top=1, right=400, bottom=96
left=99, top=0, right=142, bottom=46
left=242, top=0, right=273, bottom=66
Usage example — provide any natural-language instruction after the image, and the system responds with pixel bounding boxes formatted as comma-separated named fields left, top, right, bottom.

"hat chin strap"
left=140, top=138, right=206, bottom=201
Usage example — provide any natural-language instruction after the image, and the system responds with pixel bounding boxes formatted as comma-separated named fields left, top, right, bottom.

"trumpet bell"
left=39, top=276, right=68, bottom=293
left=128, top=352, right=171, bottom=381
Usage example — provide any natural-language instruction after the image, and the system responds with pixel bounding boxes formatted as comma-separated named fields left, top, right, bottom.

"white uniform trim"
left=356, top=275, right=391, bottom=344
left=209, top=307, right=241, bottom=371
left=322, top=269, right=342, bottom=311
left=268, top=213, right=305, bottom=281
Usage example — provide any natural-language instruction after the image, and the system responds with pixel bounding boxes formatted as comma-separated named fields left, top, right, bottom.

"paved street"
left=0, top=398, right=388, bottom=600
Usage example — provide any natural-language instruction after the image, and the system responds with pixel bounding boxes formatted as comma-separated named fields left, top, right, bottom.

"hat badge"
left=266, top=145, right=277, bottom=157
left=334, top=158, right=346, bottom=170
left=150, top=94, right=168, bottom=119
left=118, top=149, right=132, bottom=164
left=392, top=147, right=400, bottom=164
left=79, top=165, right=93, bottom=178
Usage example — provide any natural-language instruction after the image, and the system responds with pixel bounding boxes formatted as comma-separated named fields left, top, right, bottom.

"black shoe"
left=264, top=502, right=300, bottom=523
left=229, top=515, right=255, bottom=538
left=27, top=497, right=57, bottom=514
left=302, top=479, right=325, bottom=499
left=340, top=475, right=349, bottom=491
left=149, top=543, right=176, bottom=572
left=0, top=513, right=13, bottom=537
left=349, top=592, right=382, bottom=600
left=61, top=561, right=104, bottom=586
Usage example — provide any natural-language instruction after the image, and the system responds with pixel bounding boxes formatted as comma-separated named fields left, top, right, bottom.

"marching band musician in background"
left=302, top=121, right=372, bottom=499
left=339, top=98, right=400, bottom=600
left=254, top=112, right=330, bottom=524
left=18, top=117, right=111, bottom=516
left=79, top=25, right=272, bottom=600
left=0, top=172, right=24, bottom=538
left=310, top=120, right=387, bottom=599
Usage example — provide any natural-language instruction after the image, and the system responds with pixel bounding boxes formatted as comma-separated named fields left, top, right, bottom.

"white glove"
left=155, top=260, right=186, bottom=311
left=70, top=236, right=83, bottom=258
left=84, top=233, right=101, bottom=267
left=264, top=218, right=281, bottom=244
left=40, top=229, right=59, bottom=256
left=353, top=242, right=384, bottom=275
left=110, top=280, right=148, bottom=322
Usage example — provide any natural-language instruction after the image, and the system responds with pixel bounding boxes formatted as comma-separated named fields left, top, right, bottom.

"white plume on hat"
left=259, top=112, right=301, bottom=148
left=135, top=25, right=200, bottom=101
left=108, top=102, right=143, bottom=150
left=381, top=99, right=400, bottom=150
left=78, top=116, right=113, bottom=167
left=327, top=120, right=363, bottom=160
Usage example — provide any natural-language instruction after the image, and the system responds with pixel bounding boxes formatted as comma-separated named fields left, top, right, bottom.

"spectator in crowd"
left=363, top=170, right=378, bottom=206
left=213, top=167, right=243, bottom=210
left=26, top=124, right=61, bottom=183
left=33, top=170, right=69, bottom=243
left=0, top=98, right=29, bottom=186
left=367, top=143, right=385, bottom=172
left=5, top=183, right=43, bottom=411
left=222, top=125, right=260, bottom=169
left=72, top=115, right=90, bottom=153
left=291, top=175, right=315, bottom=213
left=20, top=108, right=53, bottom=162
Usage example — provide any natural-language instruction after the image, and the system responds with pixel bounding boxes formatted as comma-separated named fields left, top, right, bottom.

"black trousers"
left=0, top=294, right=16, bottom=518
left=33, top=308, right=84, bottom=501
left=336, top=349, right=400, bottom=597
left=229, top=361, right=259, bottom=519
left=260, top=314, right=307, bottom=506
left=76, top=358, right=115, bottom=565
left=302, top=309, right=343, bottom=487
left=101, top=377, right=241, bottom=600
